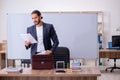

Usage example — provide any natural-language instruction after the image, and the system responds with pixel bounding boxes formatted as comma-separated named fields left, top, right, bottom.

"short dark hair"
left=31, top=10, right=41, bottom=16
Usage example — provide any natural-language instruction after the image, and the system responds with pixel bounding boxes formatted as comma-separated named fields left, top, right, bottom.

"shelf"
left=97, top=12, right=103, bottom=48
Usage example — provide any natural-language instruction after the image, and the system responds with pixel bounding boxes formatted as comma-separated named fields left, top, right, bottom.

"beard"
left=34, top=19, right=41, bottom=25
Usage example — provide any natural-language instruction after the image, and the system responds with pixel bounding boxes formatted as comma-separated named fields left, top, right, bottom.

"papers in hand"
left=36, top=51, right=46, bottom=55
left=20, top=33, right=37, bottom=43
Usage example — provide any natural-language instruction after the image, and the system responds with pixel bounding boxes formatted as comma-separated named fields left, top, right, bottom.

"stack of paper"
left=6, top=67, right=23, bottom=73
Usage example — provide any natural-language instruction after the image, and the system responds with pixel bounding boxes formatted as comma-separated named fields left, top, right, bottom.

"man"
left=25, top=10, right=59, bottom=56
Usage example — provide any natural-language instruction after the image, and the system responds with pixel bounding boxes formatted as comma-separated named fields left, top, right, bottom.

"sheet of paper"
left=20, top=33, right=37, bottom=43
left=36, top=51, right=46, bottom=55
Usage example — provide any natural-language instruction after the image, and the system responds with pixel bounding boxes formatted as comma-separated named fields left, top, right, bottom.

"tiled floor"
left=99, top=69, right=120, bottom=80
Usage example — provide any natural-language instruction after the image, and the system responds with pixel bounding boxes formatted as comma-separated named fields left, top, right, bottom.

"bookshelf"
left=97, top=12, right=104, bottom=66
left=97, top=12, right=104, bottom=49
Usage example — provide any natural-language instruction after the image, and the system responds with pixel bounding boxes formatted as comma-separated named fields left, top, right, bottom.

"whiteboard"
left=7, top=12, right=98, bottom=59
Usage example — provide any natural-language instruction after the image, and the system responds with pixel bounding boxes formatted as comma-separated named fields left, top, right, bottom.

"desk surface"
left=0, top=67, right=101, bottom=77
left=99, top=49, right=120, bottom=52
left=99, top=49, right=120, bottom=58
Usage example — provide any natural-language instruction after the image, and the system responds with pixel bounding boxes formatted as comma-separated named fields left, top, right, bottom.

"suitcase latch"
left=41, top=61, right=44, bottom=64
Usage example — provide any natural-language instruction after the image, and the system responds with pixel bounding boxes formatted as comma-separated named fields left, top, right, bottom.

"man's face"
left=31, top=14, right=41, bottom=25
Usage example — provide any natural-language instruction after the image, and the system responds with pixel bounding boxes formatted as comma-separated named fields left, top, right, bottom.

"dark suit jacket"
left=26, top=22, right=59, bottom=56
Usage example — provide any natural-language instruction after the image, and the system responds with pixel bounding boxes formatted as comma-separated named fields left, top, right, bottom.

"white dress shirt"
left=36, top=25, right=45, bottom=52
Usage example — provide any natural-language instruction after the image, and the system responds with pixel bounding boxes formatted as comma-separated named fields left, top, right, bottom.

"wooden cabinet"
left=0, top=51, right=6, bottom=69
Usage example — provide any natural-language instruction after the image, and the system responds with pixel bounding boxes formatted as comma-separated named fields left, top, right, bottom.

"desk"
left=99, top=49, right=120, bottom=58
left=0, top=51, right=6, bottom=69
left=99, top=49, right=120, bottom=72
left=0, top=67, right=101, bottom=80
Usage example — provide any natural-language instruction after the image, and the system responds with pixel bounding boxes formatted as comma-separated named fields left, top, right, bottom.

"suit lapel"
left=32, top=22, right=46, bottom=49
left=43, top=22, right=47, bottom=49
left=33, top=22, right=46, bottom=42
left=43, top=22, right=46, bottom=40
left=33, top=25, right=38, bottom=41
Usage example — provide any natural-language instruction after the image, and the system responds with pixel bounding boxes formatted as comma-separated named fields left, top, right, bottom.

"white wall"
left=0, top=0, right=120, bottom=48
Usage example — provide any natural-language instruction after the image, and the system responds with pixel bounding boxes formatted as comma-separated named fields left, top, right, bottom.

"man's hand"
left=45, top=50, right=52, bottom=55
left=25, top=41, right=31, bottom=47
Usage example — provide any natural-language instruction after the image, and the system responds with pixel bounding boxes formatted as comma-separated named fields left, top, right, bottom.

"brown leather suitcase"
left=32, top=54, right=54, bottom=70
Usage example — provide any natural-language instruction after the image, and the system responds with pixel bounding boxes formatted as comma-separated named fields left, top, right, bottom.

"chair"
left=21, top=59, right=31, bottom=67
left=54, top=47, right=70, bottom=68
left=106, top=42, right=120, bottom=72
left=106, top=58, right=120, bottom=72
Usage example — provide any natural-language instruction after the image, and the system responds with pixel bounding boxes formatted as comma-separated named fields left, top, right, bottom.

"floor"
left=99, top=69, right=120, bottom=80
